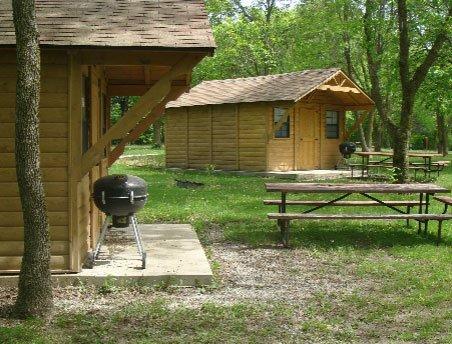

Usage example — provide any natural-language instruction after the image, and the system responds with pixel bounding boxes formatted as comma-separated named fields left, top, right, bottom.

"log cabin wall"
left=266, top=102, right=296, bottom=171
left=166, top=102, right=267, bottom=171
left=0, top=50, right=70, bottom=272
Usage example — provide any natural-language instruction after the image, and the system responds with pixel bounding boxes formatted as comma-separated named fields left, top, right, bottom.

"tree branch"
left=410, top=6, right=452, bottom=95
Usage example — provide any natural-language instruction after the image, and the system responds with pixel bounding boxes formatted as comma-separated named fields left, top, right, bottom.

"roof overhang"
left=298, top=70, right=374, bottom=111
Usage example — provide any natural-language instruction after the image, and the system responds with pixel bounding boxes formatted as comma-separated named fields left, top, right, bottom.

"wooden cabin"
left=0, top=0, right=215, bottom=273
left=165, top=69, right=374, bottom=171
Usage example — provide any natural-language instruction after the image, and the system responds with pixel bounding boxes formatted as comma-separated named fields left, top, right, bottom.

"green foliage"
left=110, top=96, right=164, bottom=147
left=193, top=0, right=451, bottom=150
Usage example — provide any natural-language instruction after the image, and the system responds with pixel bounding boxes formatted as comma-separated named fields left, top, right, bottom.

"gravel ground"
left=0, top=241, right=364, bottom=316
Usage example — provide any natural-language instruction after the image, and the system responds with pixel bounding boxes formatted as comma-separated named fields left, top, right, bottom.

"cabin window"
left=81, top=75, right=91, bottom=153
left=274, top=108, right=290, bottom=138
left=325, top=110, right=339, bottom=139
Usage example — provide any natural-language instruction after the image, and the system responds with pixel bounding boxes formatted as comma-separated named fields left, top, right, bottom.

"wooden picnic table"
left=265, top=182, right=451, bottom=245
left=353, top=151, right=444, bottom=178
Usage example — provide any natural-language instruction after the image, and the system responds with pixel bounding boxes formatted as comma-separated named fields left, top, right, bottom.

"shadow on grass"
left=223, top=221, right=450, bottom=250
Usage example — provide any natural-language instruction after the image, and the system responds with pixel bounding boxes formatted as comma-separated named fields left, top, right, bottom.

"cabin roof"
left=167, top=68, right=374, bottom=108
left=0, top=0, right=215, bottom=49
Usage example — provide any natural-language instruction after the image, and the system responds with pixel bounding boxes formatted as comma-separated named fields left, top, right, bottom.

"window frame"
left=325, top=110, right=340, bottom=139
left=273, top=107, right=291, bottom=139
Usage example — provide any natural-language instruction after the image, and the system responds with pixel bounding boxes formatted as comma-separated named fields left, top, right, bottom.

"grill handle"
left=130, top=190, right=135, bottom=204
left=102, top=191, right=106, bottom=205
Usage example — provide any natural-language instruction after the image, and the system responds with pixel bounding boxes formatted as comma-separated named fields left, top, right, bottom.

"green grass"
left=120, top=145, right=165, bottom=157
left=1, top=154, right=451, bottom=343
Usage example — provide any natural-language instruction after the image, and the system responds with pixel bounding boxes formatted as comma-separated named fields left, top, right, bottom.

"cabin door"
left=297, top=106, right=320, bottom=169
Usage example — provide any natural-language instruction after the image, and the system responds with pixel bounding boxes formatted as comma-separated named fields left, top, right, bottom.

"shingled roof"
left=0, top=0, right=215, bottom=49
left=167, top=68, right=347, bottom=108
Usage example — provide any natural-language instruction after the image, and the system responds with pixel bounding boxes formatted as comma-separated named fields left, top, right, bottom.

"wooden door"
left=297, top=106, right=320, bottom=169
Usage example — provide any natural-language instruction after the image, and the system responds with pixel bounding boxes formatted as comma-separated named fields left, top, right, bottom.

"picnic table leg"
left=281, top=219, right=290, bottom=247
left=424, top=193, right=431, bottom=235
left=418, top=193, right=424, bottom=234
left=437, top=221, right=442, bottom=245
left=280, top=192, right=289, bottom=246
left=406, top=205, right=411, bottom=227
left=361, top=155, right=365, bottom=178
left=281, top=192, right=287, bottom=213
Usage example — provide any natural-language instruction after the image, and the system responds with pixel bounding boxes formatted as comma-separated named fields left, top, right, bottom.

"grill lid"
left=93, top=174, right=148, bottom=216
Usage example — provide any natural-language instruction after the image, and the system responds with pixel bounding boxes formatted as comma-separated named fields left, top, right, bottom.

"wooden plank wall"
left=237, top=103, right=267, bottom=171
left=165, top=108, right=188, bottom=167
left=0, top=50, right=70, bottom=272
left=212, top=104, right=238, bottom=170
left=165, top=103, right=267, bottom=171
left=188, top=106, right=211, bottom=168
left=267, top=106, right=295, bottom=171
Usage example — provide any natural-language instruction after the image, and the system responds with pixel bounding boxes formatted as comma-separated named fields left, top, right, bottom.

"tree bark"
left=12, top=0, right=53, bottom=317
left=374, top=118, right=383, bottom=152
left=118, top=96, right=129, bottom=115
left=358, top=122, right=369, bottom=151
left=393, top=0, right=450, bottom=182
left=153, top=119, right=162, bottom=147
left=365, top=111, right=375, bottom=150
left=436, top=107, right=448, bottom=156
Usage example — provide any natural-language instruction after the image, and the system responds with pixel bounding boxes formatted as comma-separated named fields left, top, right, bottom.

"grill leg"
left=93, top=216, right=111, bottom=260
left=131, top=215, right=144, bottom=256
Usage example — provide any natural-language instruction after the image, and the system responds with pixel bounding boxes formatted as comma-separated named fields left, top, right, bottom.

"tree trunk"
left=392, top=129, right=410, bottom=182
left=374, top=119, right=383, bottom=152
left=358, top=123, right=369, bottom=151
left=365, top=111, right=374, bottom=150
left=153, top=120, right=162, bottom=147
left=436, top=108, right=448, bottom=156
left=118, top=96, right=129, bottom=114
left=12, top=0, right=53, bottom=318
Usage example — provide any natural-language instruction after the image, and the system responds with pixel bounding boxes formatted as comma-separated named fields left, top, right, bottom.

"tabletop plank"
left=265, top=183, right=450, bottom=194
left=354, top=151, right=442, bottom=158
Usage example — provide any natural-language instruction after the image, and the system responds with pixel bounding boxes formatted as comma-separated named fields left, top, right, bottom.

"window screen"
left=325, top=110, right=339, bottom=139
left=274, top=108, right=290, bottom=138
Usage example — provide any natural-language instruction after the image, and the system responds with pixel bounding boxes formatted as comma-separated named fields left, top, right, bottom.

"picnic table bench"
left=265, top=183, right=451, bottom=247
left=352, top=151, right=447, bottom=179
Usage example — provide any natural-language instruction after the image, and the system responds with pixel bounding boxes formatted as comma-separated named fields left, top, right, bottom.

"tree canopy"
left=192, top=0, right=451, bottom=152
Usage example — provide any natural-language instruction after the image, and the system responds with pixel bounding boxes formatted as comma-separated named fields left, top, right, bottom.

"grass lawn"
left=1, top=151, right=451, bottom=343
left=121, top=145, right=165, bottom=157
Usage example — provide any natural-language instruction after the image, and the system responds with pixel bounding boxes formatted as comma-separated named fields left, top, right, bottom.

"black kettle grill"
left=88, top=174, right=148, bottom=269
left=339, top=142, right=357, bottom=159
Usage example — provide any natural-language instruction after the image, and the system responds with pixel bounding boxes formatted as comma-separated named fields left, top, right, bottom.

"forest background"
left=111, top=0, right=451, bottom=153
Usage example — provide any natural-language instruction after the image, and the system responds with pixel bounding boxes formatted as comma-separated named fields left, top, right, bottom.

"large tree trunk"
left=13, top=0, right=53, bottom=318
left=393, top=0, right=450, bottom=182
left=436, top=107, right=448, bottom=156
left=392, top=129, right=410, bottom=182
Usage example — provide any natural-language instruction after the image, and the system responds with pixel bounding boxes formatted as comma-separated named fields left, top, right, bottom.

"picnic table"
left=264, top=182, right=451, bottom=246
left=352, top=151, right=445, bottom=178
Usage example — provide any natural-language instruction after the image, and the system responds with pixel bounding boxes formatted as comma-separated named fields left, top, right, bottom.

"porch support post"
left=343, top=111, right=369, bottom=141
left=108, top=85, right=188, bottom=166
left=80, top=55, right=200, bottom=176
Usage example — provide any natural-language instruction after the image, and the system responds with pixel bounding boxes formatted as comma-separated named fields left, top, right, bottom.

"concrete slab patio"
left=0, top=224, right=212, bottom=287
